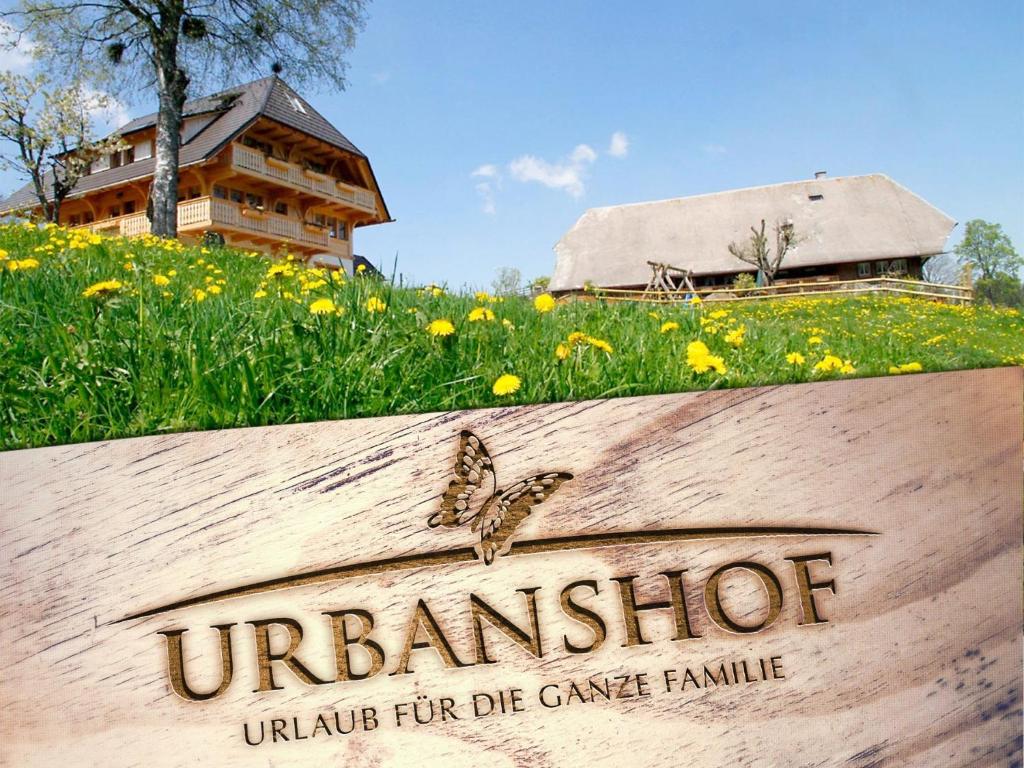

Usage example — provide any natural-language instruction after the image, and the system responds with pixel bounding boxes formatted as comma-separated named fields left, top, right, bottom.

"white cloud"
left=471, top=164, right=499, bottom=179
left=475, top=182, right=497, bottom=215
left=608, top=131, right=629, bottom=157
left=81, top=87, right=131, bottom=131
left=471, top=165, right=501, bottom=214
left=702, top=143, right=727, bottom=155
left=0, top=22, right=37, bottom=72
left=508, top=143, right=597, bottom=198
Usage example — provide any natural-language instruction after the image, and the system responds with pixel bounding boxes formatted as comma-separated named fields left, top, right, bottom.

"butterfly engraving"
left=427, top=430, right=573, bottom=565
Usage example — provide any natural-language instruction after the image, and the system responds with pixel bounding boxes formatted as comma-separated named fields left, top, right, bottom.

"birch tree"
left=0, top=71, right=126, bottom=222
left=4, top=0, right=368, bottom=237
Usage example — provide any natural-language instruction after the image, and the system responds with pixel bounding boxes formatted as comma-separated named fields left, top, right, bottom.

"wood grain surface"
left=1, top=368, right=1021, bottom=767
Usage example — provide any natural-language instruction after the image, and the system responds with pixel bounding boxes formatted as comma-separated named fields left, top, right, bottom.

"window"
left=109, top=151, right=122, bottom=169
left=187, top=187, right=201, bottom=200
left=305, top=159, right=327, bottom=174
left=122, top=146, right=135, bottom=165
left=69, top=214, right=81, bottom=227
left=134, top=140, right=152, bottom=160
left=274, top=201, right=288, bottom=215
left=123, top=200, right=136, bottom=215
left=91, top=154, right=110, bottom=173
left=241, top=135, right=273, bottom=155
left=229, top=189, right=243, bottom=204
left=245, top=192, right=264, bottom=209
left=857, top=262, right=872, bottom=278
left=213, top=185, right=228, bottom=200
left=83, top=212, right=94, bottom=224
left=108, top=205, right=121, bottom=218
left=808, top=194, right=824, bottom=202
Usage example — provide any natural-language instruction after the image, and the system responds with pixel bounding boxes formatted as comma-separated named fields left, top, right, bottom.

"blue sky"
left=3, top=1, right=1023, bottom=288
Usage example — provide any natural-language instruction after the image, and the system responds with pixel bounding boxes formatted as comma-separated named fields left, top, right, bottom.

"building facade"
left=0, top=76, right=390, bottom=272
left=549, top=173, right=956, bottom=293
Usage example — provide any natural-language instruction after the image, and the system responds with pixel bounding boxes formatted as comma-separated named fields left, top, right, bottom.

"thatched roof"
left=549, top=174, right=956, bottom=291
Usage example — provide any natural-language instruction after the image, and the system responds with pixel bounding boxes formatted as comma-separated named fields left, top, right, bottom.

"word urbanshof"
left=160, top=553, right=835, bottom=701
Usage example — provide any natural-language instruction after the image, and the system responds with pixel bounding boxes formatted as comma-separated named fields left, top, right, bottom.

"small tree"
left=492, top=266, right=523, bottom=296
left=0, top=71, right=125, bottom=222
left=528, top=275, right=550, bottom=295
left=728, top=219, right=797, bottom=286
left=6, top=0, right=369, bottom=237
left=954, top=219, right=1022, bottom=282
left=921, top=252, right=961, bottom=285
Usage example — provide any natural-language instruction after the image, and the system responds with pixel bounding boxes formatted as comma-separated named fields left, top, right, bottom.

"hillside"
left=1, top=223, right=1021, bottom=451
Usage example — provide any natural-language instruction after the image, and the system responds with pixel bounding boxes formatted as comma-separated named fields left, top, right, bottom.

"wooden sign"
left=1, top=368, right=1021, bottom=767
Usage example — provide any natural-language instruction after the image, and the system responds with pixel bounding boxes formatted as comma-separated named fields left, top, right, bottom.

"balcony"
left=229, top=144, right=378, bottom=214
left=74, top=196, right=352, bottom=257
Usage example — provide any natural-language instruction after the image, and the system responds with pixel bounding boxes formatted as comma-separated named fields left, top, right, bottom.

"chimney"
left=814, top=170, right=827, bottom=179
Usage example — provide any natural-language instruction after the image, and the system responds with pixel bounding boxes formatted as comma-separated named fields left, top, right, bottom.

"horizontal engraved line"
left=115, top=526, right=876, bottom=623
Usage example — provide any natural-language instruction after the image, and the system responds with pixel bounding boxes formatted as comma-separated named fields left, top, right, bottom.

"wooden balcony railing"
left=72, top=196, right=351, bottom=257
left=230, top=144, right=378, bottom=213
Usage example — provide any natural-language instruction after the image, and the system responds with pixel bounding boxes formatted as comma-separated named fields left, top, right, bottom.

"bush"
left=975, top=273, right=1024, bottom=309
left=732, top=273, right=756, bottom=296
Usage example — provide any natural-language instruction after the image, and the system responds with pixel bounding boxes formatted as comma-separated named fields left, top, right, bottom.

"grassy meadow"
left=1, top=221, right=1022, bottom=451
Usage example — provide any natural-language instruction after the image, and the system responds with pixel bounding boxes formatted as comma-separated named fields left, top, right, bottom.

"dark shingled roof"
left=1, top=76, right=371, bottom=212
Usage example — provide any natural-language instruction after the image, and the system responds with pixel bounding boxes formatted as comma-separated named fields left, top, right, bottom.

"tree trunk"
left=150, top=30, right=188, bottom=238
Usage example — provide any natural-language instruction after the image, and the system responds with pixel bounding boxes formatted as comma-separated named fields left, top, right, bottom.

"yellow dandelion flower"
left=476, top=291, right=494, bottom=303
left=888, top=362, right=923, bottom=375
left=502, top=319, right=515, bottom=331
left=207, top=284, right=222, bottom=295
left=688, top=295, right=703, bottom=305
left=567, top=331, right=587, bottom=346
left=534, top=293, right=556, bottom=313
left=724, top=325, right=746, bottom=346
left=586, top=336, right=613, bottom=354
left=309, top=298, right=336, bottom=315
left=468, top=307, right=496, bottom=322
left=660, top=321, right=680, bottom=334
left=168, top=269, right=178, bottom=277
left=193, top=288, right=208, bottom=302
left=82, top=279, right=123, bottom=298
left=786, top=352, right=806, bottom=365
left=267, top=264, right=292, bottom=279
left=356, top=263, right=367, bottom=273
left=365, top=296, right=387, bottom=313
left=808, top=335, right=824, bottom=345
left=153, top=274, right=170, bottom=286
left=814, top=355, right=845, bottom=373
left=0, top=248, right=7, bottom=259
left=555, top=343, right=571, bottom=360
left=123, top=261, right=134, bottom=271
left=492, top=374, right=522, bottom=396
left=254, top=289, right=267, bottom=299
left=426, top=319, right=456, bottom=337
left=686, top=340, right=727, bottom=375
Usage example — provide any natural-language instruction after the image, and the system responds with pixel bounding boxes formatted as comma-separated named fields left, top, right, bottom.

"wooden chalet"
left=0, top=76, right=390, bottom=271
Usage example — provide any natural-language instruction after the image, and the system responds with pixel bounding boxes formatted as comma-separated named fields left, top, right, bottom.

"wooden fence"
left=583, top=276, right=973, bottom=305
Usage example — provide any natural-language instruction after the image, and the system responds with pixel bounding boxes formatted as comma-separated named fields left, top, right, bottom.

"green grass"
left=1, top=222, right=1022, bottom=451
